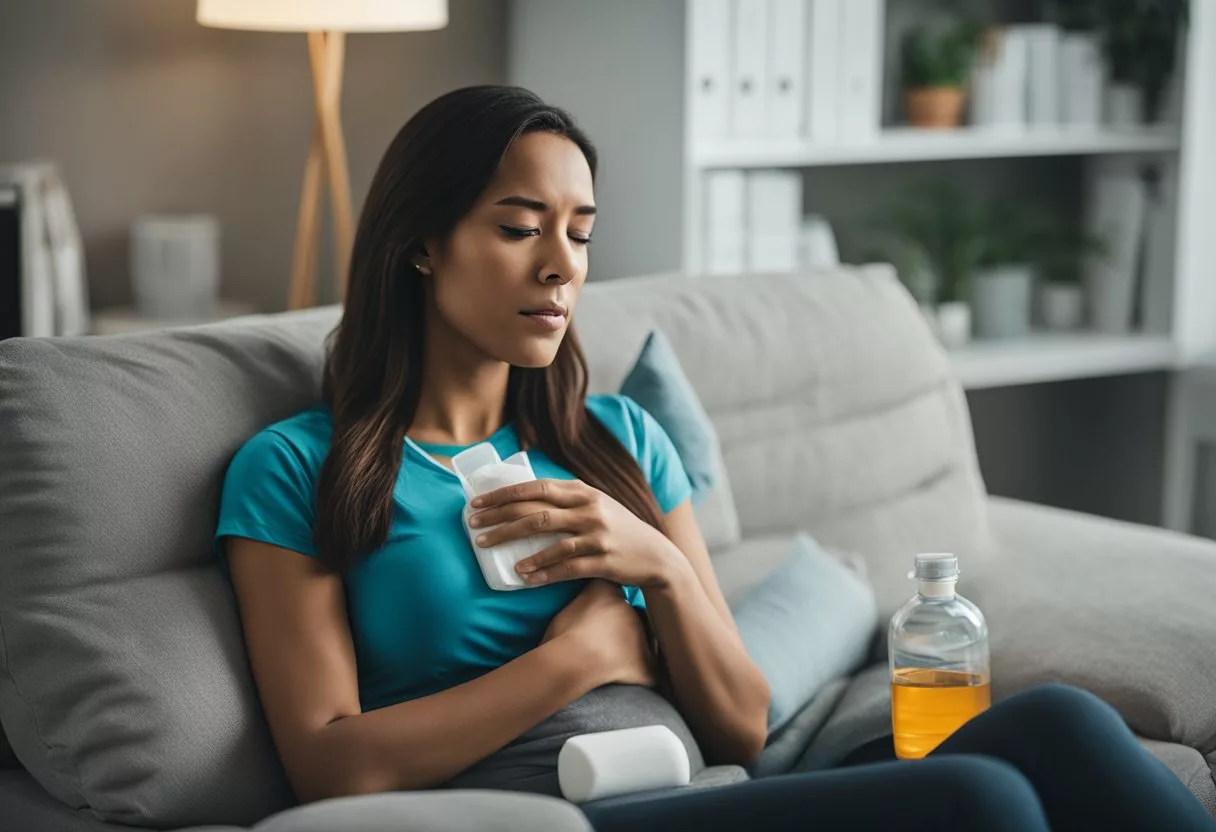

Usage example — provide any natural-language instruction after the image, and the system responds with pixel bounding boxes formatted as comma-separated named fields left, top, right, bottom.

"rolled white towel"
left=558, top=725, right=691, bottom=804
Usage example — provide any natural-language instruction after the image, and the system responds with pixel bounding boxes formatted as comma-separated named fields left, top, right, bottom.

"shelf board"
left=692, top=126, right=1181, bottom=169
left=950, top=333, right=1178, bottom=390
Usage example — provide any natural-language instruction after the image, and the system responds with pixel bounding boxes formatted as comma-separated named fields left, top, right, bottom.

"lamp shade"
left=197, top=0, right=448, bottom=33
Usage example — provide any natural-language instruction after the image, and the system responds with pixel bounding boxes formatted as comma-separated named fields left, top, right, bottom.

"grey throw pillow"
left=0, top=309, right=340, bottom=827
left=619, top=330, right=742, bottom=551
left=732, top=534, right=879, bottom=733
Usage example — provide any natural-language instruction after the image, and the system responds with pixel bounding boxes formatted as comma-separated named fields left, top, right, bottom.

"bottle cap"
left=911, top=552, right=959, bottom=582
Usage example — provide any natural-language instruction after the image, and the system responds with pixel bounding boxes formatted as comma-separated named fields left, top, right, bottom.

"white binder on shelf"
left=805, top=0, right=840, bottom=145
left=1084, top=162, right=1147, bottom=334
left=765, top=0, right=806, bottom=138
left=836, top=0, right=883, bottom=141
left=1059, top=32, right=1102, bottom=127
left=729, top=0, right=769, bottom=137
left=688, top=0, right=732, bottom=142
left=1023, top=24, right=1061, bottom=126
left=745, top=170, right=801, bottom=273
left=704, top=170, right=747, bottom=274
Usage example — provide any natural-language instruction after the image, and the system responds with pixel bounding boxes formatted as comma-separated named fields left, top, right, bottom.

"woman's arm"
left=226, top=538, right=639, bottom=802
left=642, top=501, right=771, bottom=765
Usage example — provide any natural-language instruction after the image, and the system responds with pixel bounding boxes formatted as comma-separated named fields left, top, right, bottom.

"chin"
left=508, top=343, right=561, bottom=368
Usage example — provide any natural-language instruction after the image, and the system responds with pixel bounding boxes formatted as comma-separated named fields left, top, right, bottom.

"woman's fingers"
left=469, top=478, right=588, bottom=510
left=472, top=506, right=584, bottom=549
left=468, top=500, right=559, bottom=530
left=518, top=534, right=605, bottom=573
left=521, top=550, right=611, bottom=585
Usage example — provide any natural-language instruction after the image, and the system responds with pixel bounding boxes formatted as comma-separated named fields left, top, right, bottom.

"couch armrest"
left=247, top=791, right=591, bottom=832
left=978, top=497, right=1216, bottom=762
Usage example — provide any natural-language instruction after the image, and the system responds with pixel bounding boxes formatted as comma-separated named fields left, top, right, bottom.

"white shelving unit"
left=693, top=125, right=1181, bottom=169
left=509, top=0, right=1216, bottom=524
left=949, top=333, right=1178, bottom=391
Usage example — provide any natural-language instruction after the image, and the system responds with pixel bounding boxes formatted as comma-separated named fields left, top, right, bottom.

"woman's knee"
left=922, top=757, right=1047, bottom=828
left=1002, top=683, right=1124, bottom=733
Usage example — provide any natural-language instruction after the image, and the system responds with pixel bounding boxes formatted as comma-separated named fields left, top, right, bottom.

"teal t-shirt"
left=214, top=394, right=692, bottom=713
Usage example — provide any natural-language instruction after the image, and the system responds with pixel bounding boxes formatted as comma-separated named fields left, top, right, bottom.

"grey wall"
left=507, top=0, right=687, bottom=282
left=0, top=0, right=507, bottom=313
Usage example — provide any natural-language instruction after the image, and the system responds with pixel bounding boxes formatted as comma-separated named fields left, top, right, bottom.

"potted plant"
left=871, top=180, right=984, bottom=347
left=970, top=201, right=1040, bottom=340
left=1033, top=220, right=1108, bottom=331
left=1095, top=0, right=1189, bottom=124
left=901, top=21, right=980, bottom=129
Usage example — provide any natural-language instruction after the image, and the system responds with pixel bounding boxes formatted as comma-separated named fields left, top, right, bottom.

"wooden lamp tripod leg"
left=286, top=30, right=355, bottom=310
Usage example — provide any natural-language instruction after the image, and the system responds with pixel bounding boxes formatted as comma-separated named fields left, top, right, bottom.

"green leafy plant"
left=901, top=22, right=981, bottom=89
left=871, top=180, right=986, bottom=304
left=1046, top=0, right=1103, bottom=31
left=1096, top=0, right=1188, bottom=121
left=1032, top=219, right=1108, bottom=286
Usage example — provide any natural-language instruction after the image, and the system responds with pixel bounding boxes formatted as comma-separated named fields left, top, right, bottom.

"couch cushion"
left=576, top=267, right=991, bottom=618
left=0, top=307, right=341, bottom=828
left=0, top=726, right=14, bottom=768
left=732, top=535, right=877, bottom=732
left=977, top=496, right=1216, bottom=811
left=616, top=329, right=742, bottom=550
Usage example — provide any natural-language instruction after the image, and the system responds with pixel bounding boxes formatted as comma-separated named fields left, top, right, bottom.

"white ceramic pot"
left=1105, top=83, right=1143, bottom=127
left=936, top=302, right=972, bottom=349
left=972, top=265, right=1034, bottom=339
left=1040, top=282, right=1084, bottom=331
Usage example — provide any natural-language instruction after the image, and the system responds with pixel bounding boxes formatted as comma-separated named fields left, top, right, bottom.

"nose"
left=535, top=235, right=581, bottom=285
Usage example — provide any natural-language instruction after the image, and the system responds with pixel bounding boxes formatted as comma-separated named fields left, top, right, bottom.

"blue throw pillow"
left=732, top=534, right=879, bottom=733
left=619, top=330, right=717, bottom=504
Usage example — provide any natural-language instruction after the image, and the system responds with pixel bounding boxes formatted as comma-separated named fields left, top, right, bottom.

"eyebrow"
left=495, top=195, right=597, bottom=216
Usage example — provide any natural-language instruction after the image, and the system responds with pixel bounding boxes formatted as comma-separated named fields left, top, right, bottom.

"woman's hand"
left=467, top=478, right=687, bottom=588
left=543, top=580, right=656, bottom=688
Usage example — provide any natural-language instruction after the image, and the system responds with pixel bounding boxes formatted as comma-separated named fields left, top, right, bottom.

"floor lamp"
left=197, top=0, right=448, bottom=310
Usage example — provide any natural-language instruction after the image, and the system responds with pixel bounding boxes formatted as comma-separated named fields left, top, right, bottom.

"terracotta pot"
left=906, top=86, right=967, bottom=129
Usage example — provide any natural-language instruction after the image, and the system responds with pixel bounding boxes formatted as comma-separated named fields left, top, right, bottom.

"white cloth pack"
left=558, top=725, right=691, bottom=803
left=451, top=442, right=564, bottom=591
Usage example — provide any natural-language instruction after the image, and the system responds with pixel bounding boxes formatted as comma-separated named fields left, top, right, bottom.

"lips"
left=520, top=305, right=568, bottom=318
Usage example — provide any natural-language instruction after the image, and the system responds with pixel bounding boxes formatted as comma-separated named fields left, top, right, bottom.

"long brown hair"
left=315, top=86, right=663, bottom=573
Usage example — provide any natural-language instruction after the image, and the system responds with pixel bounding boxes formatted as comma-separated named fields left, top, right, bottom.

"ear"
left=410, top=248, right=433, bottom=277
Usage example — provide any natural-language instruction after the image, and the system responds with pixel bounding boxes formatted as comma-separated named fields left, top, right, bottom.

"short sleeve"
left=621, top=395, right=694, bottom=514
left=214, top=428, right=319, bottom=559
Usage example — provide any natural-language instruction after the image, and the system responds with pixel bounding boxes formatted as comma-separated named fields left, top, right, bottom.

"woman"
left=216, top=85, right=1215, bottom=831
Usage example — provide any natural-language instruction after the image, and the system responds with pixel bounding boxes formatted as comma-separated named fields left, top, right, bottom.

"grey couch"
left=2, top=266, right=1214, bottom=831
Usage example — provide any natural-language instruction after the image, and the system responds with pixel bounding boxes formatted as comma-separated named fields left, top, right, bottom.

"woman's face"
left=421, top=131, right=596, bottom=368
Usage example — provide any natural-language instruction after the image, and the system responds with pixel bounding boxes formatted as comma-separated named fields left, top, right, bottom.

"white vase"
left=936, top=302, right=972, bottom=349
left=972, top=265, right=1034, bottom=339
left=1040, top=283, right=1084, bottom=331
left=1105, top=83, right=1143, bottom=127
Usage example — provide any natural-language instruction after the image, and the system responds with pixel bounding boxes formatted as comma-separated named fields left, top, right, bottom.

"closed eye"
left=500, top=225, right=539, bottom=239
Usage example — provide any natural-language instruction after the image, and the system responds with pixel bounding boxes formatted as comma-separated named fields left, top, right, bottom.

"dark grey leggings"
left=583, top=684, right=1215, bottom=831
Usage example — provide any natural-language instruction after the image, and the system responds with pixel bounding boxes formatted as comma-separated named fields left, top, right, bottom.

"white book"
left=1022, top=24, right=1061, bottom=126
left=42, top=169, right=89, bottom=337
left=1059, top=32, right=1102, bottom=127
left=836, top=0, right=883, bottom=141
left=805, top=0, right=840, bottom=144
left=688, top=0, right=732, bottom=141
left=704, top=170, right=747, bottom=274
left=765, top=0, right=806, bottom=138
left=1139, top=162, right=1178, bottom=334
left=729, top=0, right=769, bottom=137
left=1084, top=165, right=1147, bottom=334
left=745, top=171, right=801, bottom=273
left=745, top=170, right=802, bottom=231
left=992, top=27, right=1030, bottom=129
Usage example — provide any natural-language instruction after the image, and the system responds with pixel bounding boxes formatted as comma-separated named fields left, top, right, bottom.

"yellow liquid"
left=892, top=668, right=991, bottom=759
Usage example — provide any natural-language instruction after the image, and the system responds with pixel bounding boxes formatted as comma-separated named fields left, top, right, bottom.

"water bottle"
left=889, top=553, right=991, bottom=759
